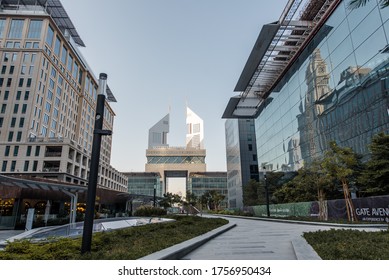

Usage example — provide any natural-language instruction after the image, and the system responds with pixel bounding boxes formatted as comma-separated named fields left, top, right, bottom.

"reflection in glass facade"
left=147, top=156, right=205, bottom=164
left=188, top=172, right=228, bottom=208
left=225, top=119, right=259, bottom=208
left=124, top=172, right=163, bottom=197
left=255, top=1, right=389, bottom=171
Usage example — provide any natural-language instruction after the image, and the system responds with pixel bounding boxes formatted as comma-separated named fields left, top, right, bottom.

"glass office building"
left=224, top=0, right=389, bottom=174
left=225, top=119, right=259, bottom=208
left=188, top=172, right=228, bottom=209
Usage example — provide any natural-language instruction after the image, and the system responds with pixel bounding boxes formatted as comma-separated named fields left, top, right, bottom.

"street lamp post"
left=81, top=73, right=112, bottom=254
left=153, top=185, right=156, bottom=207
left=263, top=166, right=270, bottom=217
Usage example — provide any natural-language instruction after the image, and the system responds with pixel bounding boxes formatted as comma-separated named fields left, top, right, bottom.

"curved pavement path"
left=181, top=215, right=383, bottom=260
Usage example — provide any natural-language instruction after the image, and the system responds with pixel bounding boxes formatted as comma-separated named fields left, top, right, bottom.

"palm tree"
left=348, top=0, right=389, bottom=9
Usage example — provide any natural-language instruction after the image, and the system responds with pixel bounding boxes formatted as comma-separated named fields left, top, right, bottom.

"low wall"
left=245, top=195, right=389, bottom=222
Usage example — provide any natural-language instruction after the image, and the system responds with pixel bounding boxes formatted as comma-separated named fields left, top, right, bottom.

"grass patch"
left=304, top=229, right=389, bottom=259
left=0, top=215, right=228, bottom=260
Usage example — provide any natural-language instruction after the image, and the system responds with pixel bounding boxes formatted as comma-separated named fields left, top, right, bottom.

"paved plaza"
left=1, top=215, right=386, bottom=260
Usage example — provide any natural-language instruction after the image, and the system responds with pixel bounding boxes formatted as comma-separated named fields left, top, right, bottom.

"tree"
left=159, top=192, right=182, bottom=209
left=200, top=190, right=225, bottom=210
left=242, top=179, right=260, bottom=206
left=321, top=141, right=363, bottom=222
left=182, top=191, right=198, bottom=215
left=359, top=132, right=389, bottom=195
left=185, top=191, right=197, bottom=206
left=273, top=162, right=334, bottom=220
left=348, top=0, right=389, bottom=9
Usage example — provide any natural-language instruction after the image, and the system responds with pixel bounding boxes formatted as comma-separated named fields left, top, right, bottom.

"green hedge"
left=134, top=206, right=167, bottom=216
left=304, top=229, right=389, bottom=259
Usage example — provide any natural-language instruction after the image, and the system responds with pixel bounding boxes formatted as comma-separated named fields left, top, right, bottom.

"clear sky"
left=60, top=0, right=289, bottom=172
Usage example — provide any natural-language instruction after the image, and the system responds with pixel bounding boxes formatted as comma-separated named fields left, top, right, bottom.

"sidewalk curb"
left=139, top=222, right=237, bottom=260
left=292, top=238, right=322, bottom=260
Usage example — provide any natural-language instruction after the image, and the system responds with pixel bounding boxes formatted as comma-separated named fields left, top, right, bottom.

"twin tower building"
left=127, top=107, right=227, bottom=199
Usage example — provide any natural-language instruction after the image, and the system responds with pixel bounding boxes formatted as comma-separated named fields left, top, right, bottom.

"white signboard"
left=25, top=208, right=35, bottom=231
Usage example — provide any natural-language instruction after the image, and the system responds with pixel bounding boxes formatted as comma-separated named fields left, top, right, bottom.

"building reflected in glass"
left=242, top=1, right=389, bottom=172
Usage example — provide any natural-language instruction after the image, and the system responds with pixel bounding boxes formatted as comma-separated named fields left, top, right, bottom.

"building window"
left=45, top=102, right=51, bottom=112
left=10, top=117, right=16, bottom=127
left=41, top=126, right=47, bottom=137
left=19, top=117, right=25, bottom=128
left=46, top=25, right=54, bottom=47
left=61, top=46, right=67, bottom=65
left=10, top=161, right=16, bottom=172
left=0, top=117, right=3, bottom=127
left=0, top=19, right=5, bottom=38
left=27, top=20, right=42, bottom=39
left=26, top=146, right=32, bottom=156
left=24, top=91, right=29, bottom=100
left=16, top=91, right=21, bottom=100
left=1, top=161, right=7, bottom=172
left=8, top=131, right=13, bottom=142
left=24, top=161, right=29, bottom=171
left=16, top=131, right=22, bottom=142
left=1, top=104, right=6, bottom=113
left=4, top=145, right=10, bottom=156
left=8, top=19, right=25, bottom=39
left=54, top=36, right=61, bottom=56
left=9, top=66, right=14, bottom=74
left=26, top=78, right=32, bottom=87
left=3, top=90, right=9, bottom=100
left=13, top=104, right=19, bottom=114
left=67, top=55, right=73, bottom=72
left=32, top=160, right=38, bottom=171
left=13, top=146, right=19, bottom=156
left=7, top=78, right=12, bottom=87
left=18, top=78, right=24, bottom=87
left=22, top=104, right=27, bottom=114
left=35, top=146, right=40, bottom=156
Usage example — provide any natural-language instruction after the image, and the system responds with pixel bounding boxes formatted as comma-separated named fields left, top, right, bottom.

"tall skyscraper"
left=148, top=113, right=169, bottom=149
left=186, top=106, right=204, bottom=149
left=145, top=106, right=206, bottom=193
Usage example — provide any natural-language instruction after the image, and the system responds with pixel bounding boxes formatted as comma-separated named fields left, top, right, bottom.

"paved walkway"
left=180, top=215, right=384, bottom=260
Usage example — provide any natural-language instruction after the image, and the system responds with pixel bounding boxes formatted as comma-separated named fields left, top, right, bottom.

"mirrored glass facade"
left=255, top=1, right=389, bottom=171
left=225, top=119, right=259, bottom=208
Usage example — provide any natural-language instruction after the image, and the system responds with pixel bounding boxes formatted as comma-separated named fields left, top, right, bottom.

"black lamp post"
left=153, top=185, right=156, bottom=207
left=263, top=166, right=270, bottom=217
left=81, top=73, right=112, bottom=254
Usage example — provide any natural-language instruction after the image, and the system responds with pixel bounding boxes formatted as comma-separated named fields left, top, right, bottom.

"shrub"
left=304, top=229, right=389, bottom=259
left=134, top=206, right=167, bottom=217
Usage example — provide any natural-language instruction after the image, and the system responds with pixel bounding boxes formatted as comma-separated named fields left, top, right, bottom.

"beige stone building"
left=0, top=0, right=127, bottom=192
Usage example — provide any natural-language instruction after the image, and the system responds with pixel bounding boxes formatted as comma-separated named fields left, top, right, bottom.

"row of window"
left=0, top=77, right=33, bottom=87
left=1, top=160, right=38, bottom=172
left=0, top=103, right=28, bottom=114
left=0, top=19, right=42, bottom=39
left=0, top=90, right=29, bottom=101
left=3, top=145, right=40, bottom=157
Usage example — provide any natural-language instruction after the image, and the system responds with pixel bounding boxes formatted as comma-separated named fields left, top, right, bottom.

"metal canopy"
left=0, top=0, right=85, bottom=47
left=0, top=174, right=87, bottom=193
left=223, top=0, right=337, bottom=119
